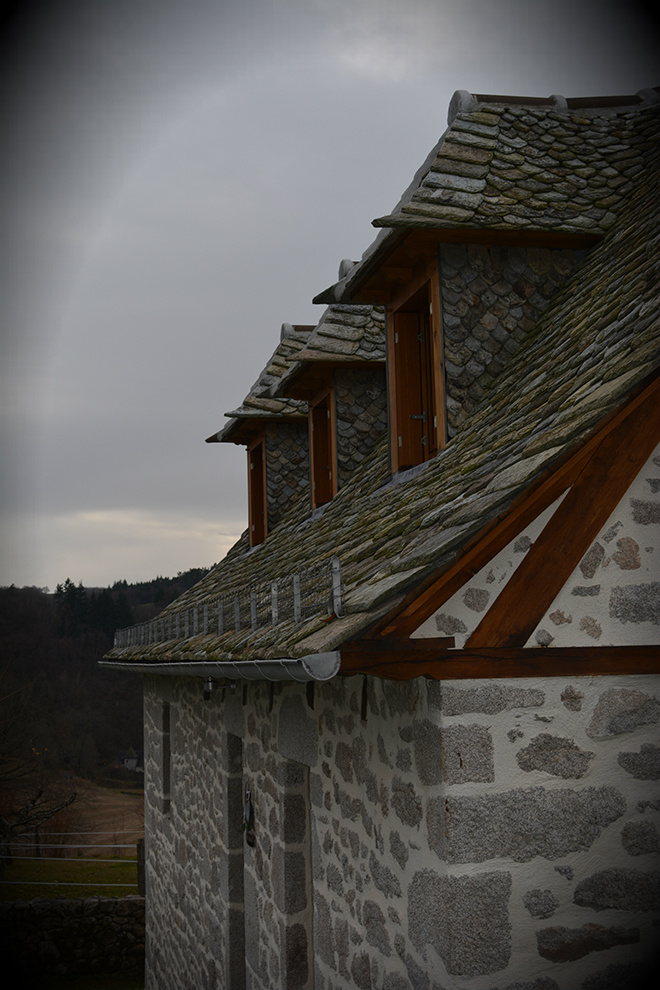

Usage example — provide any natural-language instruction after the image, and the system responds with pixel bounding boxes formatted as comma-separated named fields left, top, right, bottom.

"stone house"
left=103, top=88, right=660, bottom=990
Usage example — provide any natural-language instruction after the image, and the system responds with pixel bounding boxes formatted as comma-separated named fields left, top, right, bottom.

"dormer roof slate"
left=375, top=91, right=658, bottom=232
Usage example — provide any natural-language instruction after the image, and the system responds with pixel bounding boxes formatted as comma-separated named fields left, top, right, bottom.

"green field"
left=0, top=856, right=139, bottom=901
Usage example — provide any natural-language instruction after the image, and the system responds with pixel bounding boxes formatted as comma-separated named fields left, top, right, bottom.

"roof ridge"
left=449, top=87, right=659, bottom=124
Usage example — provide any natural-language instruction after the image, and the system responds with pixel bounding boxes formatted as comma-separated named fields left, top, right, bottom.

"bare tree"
left=0, top=663, right=77, bottom=872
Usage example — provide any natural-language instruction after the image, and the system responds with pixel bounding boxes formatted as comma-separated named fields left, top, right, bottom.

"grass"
left=0, top=856, right=139, bottom=901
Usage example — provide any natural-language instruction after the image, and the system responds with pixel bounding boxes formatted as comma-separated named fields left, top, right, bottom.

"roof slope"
left=106, top=95, right=660, bottom=669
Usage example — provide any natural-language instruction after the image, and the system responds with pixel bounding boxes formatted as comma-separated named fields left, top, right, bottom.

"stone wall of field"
left=0, top=895, right=144, bottom=981
left=143, top=669, right=659, bottom=990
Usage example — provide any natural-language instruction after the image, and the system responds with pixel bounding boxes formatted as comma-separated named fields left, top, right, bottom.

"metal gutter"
left=99, top=651, right=341, bottom=682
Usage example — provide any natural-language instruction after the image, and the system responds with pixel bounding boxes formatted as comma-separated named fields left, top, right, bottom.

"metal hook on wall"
left=243, top=787, right=255, bottom=847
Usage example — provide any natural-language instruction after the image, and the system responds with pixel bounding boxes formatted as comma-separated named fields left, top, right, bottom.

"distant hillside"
left=0, top=566, right=211, bottom=788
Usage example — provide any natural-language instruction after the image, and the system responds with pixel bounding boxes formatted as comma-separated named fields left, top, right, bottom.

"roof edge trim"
left=99, top=651, right=341, bottom=682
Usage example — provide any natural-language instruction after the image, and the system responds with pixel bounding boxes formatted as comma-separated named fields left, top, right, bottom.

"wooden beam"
left=367, top=375, right=659, bottom=641
left=340, top=636, right=454, bottom=671
left=345, top=637, right=456, bottom=652
left=429, top=266, right=447, bottom=451
left=353, top=285, right=396, bottom=305
left=341, top=638, right=455, bottom=673
left=373, top=227, right=601, bottom=250
left=282, top=370, right=334, bottom=401
left=380, top=265, right=415, bottom=282
left=466, top=377, right=660, bottom=648
left=339, top=645, right=660, bottom=680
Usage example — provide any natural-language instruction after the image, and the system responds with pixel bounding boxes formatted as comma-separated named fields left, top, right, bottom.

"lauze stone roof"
left=272, top=303, right=386, bottom=399
left=375, top=93, right=656, bottom=232
left=104, top=89, right=660, bottom=674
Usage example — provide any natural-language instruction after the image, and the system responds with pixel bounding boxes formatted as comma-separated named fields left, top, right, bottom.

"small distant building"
left=103, top=88, right=660, bottom=990
left=118, top=748, right=143, bottom=773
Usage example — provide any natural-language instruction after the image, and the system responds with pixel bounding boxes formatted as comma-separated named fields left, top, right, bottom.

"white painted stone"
left=413, top=495, right=566, bottom=647
left=529, top=443, right=660, bottom=647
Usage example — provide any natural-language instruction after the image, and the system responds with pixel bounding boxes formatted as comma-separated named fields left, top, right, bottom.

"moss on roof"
left=316, top=91, right=660, bottom=306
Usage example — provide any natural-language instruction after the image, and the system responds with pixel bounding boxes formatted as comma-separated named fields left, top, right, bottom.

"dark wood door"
left=248, top=440, right=266, bottom=545
left=311, top=396, right=333, bottom=506
left=393, top=310, right=436, bottom=470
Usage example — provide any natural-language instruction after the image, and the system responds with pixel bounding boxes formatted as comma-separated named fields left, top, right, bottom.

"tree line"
left=53, top=566, right=211, bottom=636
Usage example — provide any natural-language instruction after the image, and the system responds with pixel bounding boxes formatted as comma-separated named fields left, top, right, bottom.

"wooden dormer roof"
left=315, top=88, right=659, bottom=306
left=206, top=323, right=314, bottom=445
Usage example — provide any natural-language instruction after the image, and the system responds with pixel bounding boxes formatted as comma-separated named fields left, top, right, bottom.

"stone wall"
left=439, top=243, right=583, bottom=435
left=535, top=446, right=660, bottom=648
left=143, top=674, right=243, bottom=990
left=0, top=895, right=144, bottom=982
left=265, top=421, right=310, bottom=527
left=310, top=673, right=659, bottom=990
left=143, top=668, right=659, bottom=990
left=244, top=707, right=313, bottom=990
left=140, top=438, right=659, bottom=990
left=334, top=366, right=388, bottom=489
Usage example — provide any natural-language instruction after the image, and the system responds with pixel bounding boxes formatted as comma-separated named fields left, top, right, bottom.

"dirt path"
left=75, top=783, right=144, bottom=855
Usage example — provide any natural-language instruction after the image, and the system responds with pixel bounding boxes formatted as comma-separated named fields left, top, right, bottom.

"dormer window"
left=309, top=387, right=337, bottom=508
left=248, top=435, right=267, bottom=546
left=387, top=266, right=446, bottom=472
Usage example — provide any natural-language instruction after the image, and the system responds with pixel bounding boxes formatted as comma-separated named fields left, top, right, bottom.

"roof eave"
left=312, top=228, right=404, bottom=305
left=99, top=651, right=341, bottom=682
left=313, top=85, right=659, bottom=306
left=207, top=410, right=307, bottom=444
left=314, top=223, right=603, bottom=305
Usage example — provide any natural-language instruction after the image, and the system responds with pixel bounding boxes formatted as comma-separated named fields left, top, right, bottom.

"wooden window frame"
left=247, top=433, right=267, bottom=546
left=387, top=259, right=446, bottom=473
left=309, top=384, right=337, bottom=508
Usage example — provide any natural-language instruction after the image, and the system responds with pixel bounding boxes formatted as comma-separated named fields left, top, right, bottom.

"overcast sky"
left=1, top=0, right=658, bottom=592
